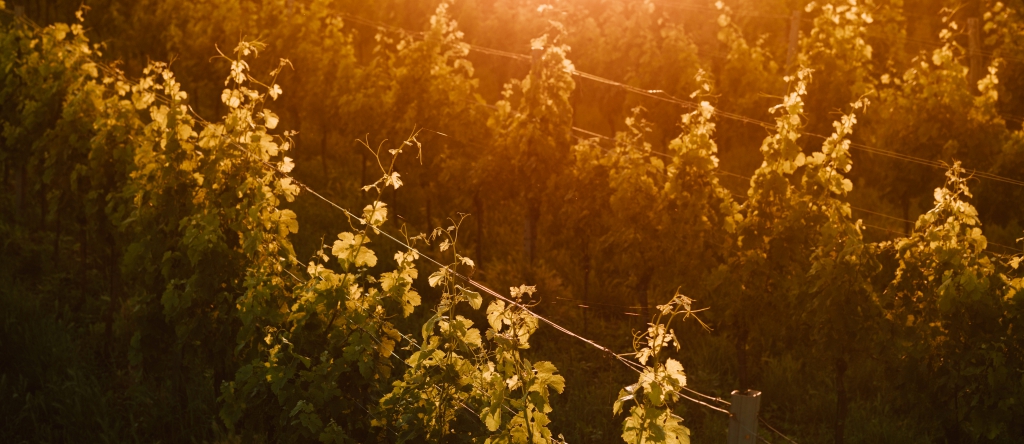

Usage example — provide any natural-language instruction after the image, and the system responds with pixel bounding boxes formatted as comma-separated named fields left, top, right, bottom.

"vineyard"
left=2, top=0, right=1024, bottom=442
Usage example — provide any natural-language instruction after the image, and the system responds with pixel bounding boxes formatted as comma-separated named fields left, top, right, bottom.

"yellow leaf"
left=665, top=358, right=687, bottom=386
left=332, top=232, right=377, bottom=267
left=428, top=269, right=446, bottom=288
left=264, top=110, right=279, bottom=129
left=363, top=202, right=388, bottom=226
left=402, top=290, right=421, bottom=317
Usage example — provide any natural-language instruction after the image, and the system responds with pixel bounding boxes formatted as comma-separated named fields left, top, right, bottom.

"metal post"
left=786, top=10, right=802, bottom=68
left=531, top=46, right=544, bottom=68
left=967, top=18, right=982, bottom=89
left=524, top=45, right=543, bottom=266
left=728, top=390, right=761, bottom=444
